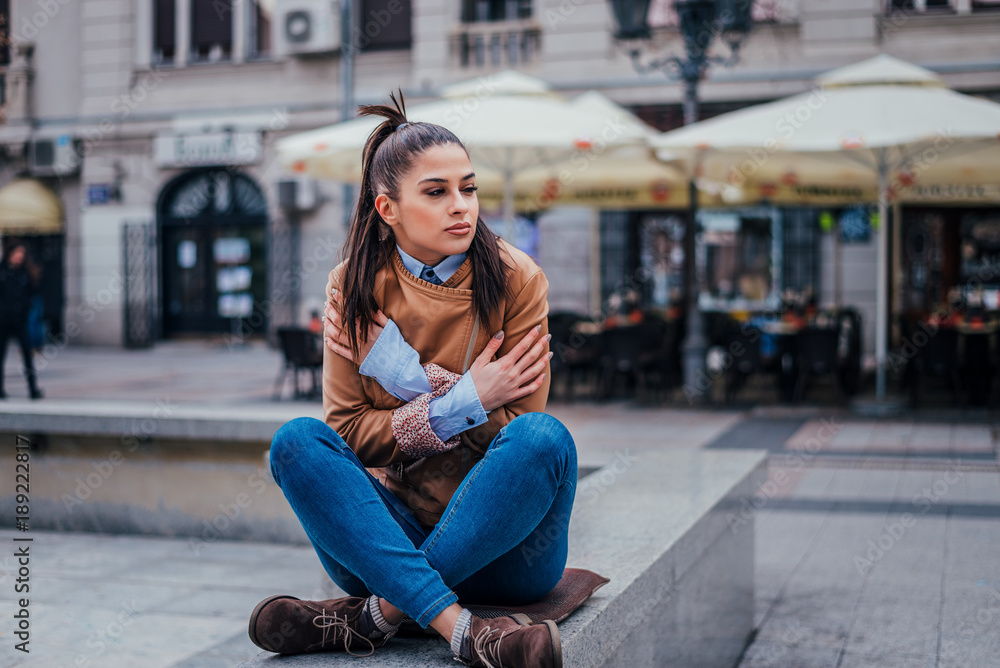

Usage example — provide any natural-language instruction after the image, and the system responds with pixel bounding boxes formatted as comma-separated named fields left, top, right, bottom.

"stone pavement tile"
left=908, top=424, right=953, bottom=446
left=33, top=576, right=185, bottom=611
left=169, top=629, right=261, bottom=667
left=763, top=466, right=837, bottom=499
left=753, top=604, right=854, bottom=652
left=950, top=424, right=994, bottom=448
left=867, top=422, right=915, bottom=447
left=842, top=593, right=941, bottom=662
left=955, top=471, right=1000, bottom=504
left=838, top=650, right=936, bottom=668
left=738, top=639, right=841, bottom=668
left=752, top=511, right=829, bottom=626
left=825, top=421, right=875, bottom=446
left=943, top=517, right=1000, bottom=584
left=0, top=647, right=80, bottom=668
left=169, top=630, right=261, bottom=668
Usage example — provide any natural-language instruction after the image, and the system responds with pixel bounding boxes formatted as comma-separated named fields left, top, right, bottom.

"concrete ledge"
left=239, top=448, right=768, bottom=668
left=0, top=398, right=321, bottom=442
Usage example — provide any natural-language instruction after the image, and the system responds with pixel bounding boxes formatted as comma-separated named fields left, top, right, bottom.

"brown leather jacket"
left=323, top=237, right=552, bottom=529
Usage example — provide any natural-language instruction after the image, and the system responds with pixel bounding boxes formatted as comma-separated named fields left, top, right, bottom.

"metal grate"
left=122, top=221, right=158, bottom=348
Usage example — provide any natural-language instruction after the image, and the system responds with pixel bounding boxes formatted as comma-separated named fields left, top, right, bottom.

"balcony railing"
left=452, top=19, right=541, bottom=69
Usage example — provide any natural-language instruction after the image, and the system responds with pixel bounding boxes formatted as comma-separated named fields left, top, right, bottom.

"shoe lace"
left=312, top=609, right=376, bottom=657
left=467, top=624, right=514, bottom=668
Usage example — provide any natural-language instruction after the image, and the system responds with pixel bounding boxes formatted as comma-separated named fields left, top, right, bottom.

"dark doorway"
left=157, top=168, right=268, bottom=338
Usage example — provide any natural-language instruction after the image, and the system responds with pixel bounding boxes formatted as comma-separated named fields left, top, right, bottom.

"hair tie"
left=396, top=122, right=409, bottom=131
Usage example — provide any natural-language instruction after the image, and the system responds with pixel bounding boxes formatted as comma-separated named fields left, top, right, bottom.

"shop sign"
left=86, top=184, right=115, bottom=205
left=904, top=184, right=1000, bottom=202
left=154, top=132, right=262, bottom=168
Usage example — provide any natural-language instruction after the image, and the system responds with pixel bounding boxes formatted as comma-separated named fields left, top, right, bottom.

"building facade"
left=0, top=0, right=996, bottom=356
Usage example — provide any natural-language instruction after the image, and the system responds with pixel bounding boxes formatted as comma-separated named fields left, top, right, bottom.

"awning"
left=0, top=178, right=64, bottom=235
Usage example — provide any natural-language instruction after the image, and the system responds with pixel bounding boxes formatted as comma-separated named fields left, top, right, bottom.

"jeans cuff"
left=415, top=590, right=459, bottom=628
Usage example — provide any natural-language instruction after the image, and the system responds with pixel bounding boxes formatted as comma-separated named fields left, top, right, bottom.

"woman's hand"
left=469, top=324, right=552, bottom=412
left=323, top=289, right=389, bottom=364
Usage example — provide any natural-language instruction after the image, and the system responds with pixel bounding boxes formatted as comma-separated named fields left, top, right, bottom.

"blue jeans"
left=269, top=411, right=577, bottom=627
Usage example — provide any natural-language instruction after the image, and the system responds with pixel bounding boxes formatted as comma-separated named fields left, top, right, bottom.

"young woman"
left=249, top=93, right=577, bottom=668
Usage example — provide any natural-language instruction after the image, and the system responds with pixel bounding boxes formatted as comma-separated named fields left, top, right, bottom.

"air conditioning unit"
left=274, top=0, right=340, bottom=57
left=278, top=177, right=320, bottom=211
left=27, top=135, right=81, bottom=176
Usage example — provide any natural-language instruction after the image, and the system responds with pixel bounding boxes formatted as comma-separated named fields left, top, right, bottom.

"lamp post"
left=607, top=0, right=753, bottom=403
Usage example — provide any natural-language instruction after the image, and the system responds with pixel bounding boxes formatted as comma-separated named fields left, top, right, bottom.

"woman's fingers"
left=517, top=351, right=552, bottom=386
left=475, top=330, right=505, bottom=366
left=324, top=335, right=352, bottom=360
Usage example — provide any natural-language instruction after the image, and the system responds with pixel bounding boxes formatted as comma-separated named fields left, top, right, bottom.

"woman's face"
left=375, top=143, right=479, bottom=267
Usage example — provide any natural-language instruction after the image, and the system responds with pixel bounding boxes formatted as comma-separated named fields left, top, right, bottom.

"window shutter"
left=359, top=0, right=411, bottom=51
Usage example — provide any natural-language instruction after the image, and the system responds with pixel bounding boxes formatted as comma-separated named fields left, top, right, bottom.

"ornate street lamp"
left=607, top=0, right=753, bottom=403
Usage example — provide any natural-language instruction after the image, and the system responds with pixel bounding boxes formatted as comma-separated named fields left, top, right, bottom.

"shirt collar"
left=395, top=243, right=467, bottom=283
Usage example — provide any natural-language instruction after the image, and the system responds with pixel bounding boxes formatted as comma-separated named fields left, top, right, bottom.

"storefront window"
left=697, top=208, right=781, bottom=311
left=639, top=213, right=685, bottom=315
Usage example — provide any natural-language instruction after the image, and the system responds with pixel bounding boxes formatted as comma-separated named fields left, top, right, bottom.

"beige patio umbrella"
left=650, top=54, right=1000, bottom=399
left=277, top=71, right=681, bottom=236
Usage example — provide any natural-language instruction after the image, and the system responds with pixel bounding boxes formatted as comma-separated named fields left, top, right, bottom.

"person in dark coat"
left=0, top=240, right=43, bottom=399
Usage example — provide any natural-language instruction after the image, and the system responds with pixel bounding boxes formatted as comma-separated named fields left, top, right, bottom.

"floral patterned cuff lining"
left=391, top=362, right=464, bottom=458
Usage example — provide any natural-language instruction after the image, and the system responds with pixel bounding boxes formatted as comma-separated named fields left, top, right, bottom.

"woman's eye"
left=464, top=186, right=478, bottom=194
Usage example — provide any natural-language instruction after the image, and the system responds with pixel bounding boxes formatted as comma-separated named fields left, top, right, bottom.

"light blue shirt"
left=358, top=244, right=489, bottom=444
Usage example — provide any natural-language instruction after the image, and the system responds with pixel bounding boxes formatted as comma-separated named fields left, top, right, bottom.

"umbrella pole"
left=876, top=162, right=889, bottom=400
left=503, top=161, right=515, bottom=242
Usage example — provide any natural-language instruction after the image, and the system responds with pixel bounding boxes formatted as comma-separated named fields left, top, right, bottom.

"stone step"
left=239, top=448, right=767, bottom=668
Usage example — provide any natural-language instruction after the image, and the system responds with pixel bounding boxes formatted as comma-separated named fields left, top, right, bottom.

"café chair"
left=794, top=326, right=844, bottom=403
left=909, top=326, right=963, bottom=408
left=272, top=327, right=324, bottom=400
left=547, top=312, right=603, bottom=401
left=723, top=321, right=764, bottom=403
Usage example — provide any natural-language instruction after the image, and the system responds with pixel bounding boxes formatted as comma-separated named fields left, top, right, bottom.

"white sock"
left=450, top=608, right=473, bottom=658
left=367, top=596, right=401, bottom=636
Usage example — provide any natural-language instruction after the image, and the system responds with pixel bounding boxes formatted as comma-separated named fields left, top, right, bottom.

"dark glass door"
left=158, top=168, right=268, bottom=337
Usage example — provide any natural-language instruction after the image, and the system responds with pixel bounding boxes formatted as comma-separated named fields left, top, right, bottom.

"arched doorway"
left=157, top=168, right=268, bottom=338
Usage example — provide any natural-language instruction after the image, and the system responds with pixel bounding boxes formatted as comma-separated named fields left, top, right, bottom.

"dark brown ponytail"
left=337, top=89, right=514, bottom=364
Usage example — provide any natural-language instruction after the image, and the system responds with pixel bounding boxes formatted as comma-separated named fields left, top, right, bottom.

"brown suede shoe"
left=248, top=594, right=394, bottom=656
left=458, top=615, right=563, bottom=668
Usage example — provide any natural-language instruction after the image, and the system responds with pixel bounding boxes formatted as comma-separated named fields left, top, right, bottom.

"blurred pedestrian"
left=0, top=240, right=44, bottom=399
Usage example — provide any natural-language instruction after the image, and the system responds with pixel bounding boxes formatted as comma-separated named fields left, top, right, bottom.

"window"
left=153, top=0, right=176, bottom=65
left=885, top=0, right=954, bottom=13
left=249, top=0, right=273, bottom=58
left=697, top=208, right=781, bottom=310
left=972, top=0, right=1000, bottom=11
left=461, top=0, right=532, bottom=22
left=357, top=0, right=412, bottom=51
left=782, top=208, right=820, bottom=300
left=191, top=0, right=233, bottom=63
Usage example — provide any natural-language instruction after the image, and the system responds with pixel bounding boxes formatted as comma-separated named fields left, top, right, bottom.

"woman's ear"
left=374, top=193, right=398, bottom=228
